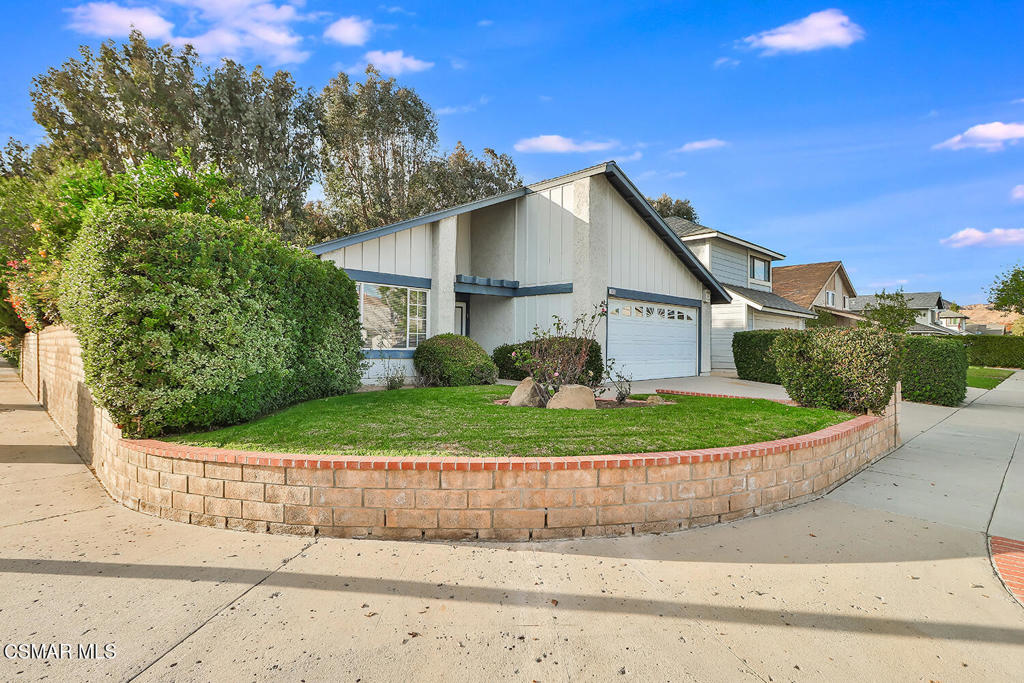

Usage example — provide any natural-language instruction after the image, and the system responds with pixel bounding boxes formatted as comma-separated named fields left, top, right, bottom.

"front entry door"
left=454, top=302, right=468, bottom=335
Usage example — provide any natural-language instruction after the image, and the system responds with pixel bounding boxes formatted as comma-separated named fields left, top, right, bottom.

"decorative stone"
left=508, top=377, right=544, bottom=407
left=645, top=394, right=669, bottom=405
left=547, top=384, right=597, bottom=410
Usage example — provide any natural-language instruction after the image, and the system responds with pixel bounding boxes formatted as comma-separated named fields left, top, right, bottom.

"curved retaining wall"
left=20, top=327, right=901, bottom=541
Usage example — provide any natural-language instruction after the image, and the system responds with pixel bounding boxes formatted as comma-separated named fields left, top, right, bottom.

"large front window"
left=358, top=283, right=428, bottom=350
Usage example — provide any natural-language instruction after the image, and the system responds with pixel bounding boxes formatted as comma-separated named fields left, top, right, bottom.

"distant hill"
left=961, top=304, right=1019, bottom=329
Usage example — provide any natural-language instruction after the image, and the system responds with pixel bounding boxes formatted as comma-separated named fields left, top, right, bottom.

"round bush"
left=492, top=337, right=602, bottom=382
left=414, top=334, right=498, bottom=386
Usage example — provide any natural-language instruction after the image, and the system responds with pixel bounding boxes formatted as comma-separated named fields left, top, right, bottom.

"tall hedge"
left=732, top=330, right=787, bottom=384
left=771, top=327, right=901, bottom=414
left=492, top=337, right=603, bottom=381
left=962, top=335, right=1024, bottom=369
left=901, top=336, right=967, bottom=406
left=60, top=205, right=362, bottom=437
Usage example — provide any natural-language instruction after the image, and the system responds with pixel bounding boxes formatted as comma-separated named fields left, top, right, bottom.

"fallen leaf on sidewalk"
left=550, top=599, right=559, bottom=606
left=365, top=612, right=378, bottom=617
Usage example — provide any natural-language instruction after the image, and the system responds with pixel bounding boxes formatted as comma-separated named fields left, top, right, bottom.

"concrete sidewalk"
left=1, top=361, right=1023, bottom=681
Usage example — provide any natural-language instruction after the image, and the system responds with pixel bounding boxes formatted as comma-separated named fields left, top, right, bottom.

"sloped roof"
left=849, top=291, right=943, bottom=311
left=908, top=322, right=958, bottom=335
left=307, top=161, right=731, bottom=304
left=663, top=216, right=785, bottom=260
left=771, top=261, right=843, bottom=309
left=726, top=284, right=816, bottom=317
left=662, top=216, right=714, bottom=238
left=938, top=309, right=967, bottom=319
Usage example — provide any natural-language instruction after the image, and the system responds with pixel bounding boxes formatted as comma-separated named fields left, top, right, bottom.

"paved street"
left=1, top=362, right=1022, bottom=681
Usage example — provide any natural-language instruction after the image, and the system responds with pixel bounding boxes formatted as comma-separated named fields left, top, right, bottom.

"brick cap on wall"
left=124, top=414, right=880, bottom=472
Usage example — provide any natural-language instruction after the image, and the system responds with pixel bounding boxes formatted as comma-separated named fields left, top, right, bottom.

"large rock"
left=508, top=377, right=544, bottom=407
left=547, top=384, right=597, bottom=410
left=645, top=394, right=669, bottom=405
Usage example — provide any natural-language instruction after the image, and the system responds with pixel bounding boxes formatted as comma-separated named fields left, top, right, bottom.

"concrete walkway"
left=1, top=362, right=1023, bottom=681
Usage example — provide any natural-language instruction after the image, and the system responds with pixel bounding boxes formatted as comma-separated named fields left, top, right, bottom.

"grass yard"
left=967, top=366, right=1015, bottom=390
left=165, top=385, right=851, bottom=458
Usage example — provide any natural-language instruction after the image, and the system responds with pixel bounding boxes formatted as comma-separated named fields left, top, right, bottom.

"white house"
left=848, top=291, right=963, bottom=335
left=308, top=162, right=731, bottom=382
left=662, top=217, right=815, bottom=373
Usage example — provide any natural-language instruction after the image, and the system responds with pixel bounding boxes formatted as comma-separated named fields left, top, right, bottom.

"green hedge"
left=60, top=205, right=362, bottom=438
left=771, top=327, right=901, bottom=414
left=492, top=337, right=603, bottom=381
left=901, top=336, right=967, bottom=406
left=413, top=334, right=498, bottom=386
left=963, top=335, right=1024, bottom=369
left=732, top=330, right=787, bottom=384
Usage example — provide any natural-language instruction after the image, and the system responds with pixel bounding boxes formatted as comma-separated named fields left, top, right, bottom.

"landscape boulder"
left=508, top=377, right=544, bottom=407
left=645, top=394, right=669, bottom=405
left=547, top=384, right=597, bottom=410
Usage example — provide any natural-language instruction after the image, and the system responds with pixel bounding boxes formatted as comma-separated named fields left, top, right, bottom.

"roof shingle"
left=770, top=261, right=843, bottom=309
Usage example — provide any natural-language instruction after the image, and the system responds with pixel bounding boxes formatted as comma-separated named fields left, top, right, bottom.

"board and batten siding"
left=606, top=188, right=703, bottom=300
left=514, top=185, right=574, bottom=286
left=710, top=301, right=747, bottom=371
left=320, top=224, right=433, bottom=280
left=514, top=294, right=573, bottom=342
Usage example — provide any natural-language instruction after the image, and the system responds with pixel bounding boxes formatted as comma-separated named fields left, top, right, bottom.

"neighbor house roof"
left=848, top=291, right=943, bottom=311
left=725, top=284, right=816, bottom=318
left=938, top=309, right=968, bottom=319
left=307, top=161, right=732, bottom=304
left=663, top=216, right=785, bottom=261
left=771, top=261, right=851, bottom=309
left=908, top=322, right=958, bottom=335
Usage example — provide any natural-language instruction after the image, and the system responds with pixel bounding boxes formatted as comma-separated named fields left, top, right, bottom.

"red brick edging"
left=990, top=536, right=1024, bottom=606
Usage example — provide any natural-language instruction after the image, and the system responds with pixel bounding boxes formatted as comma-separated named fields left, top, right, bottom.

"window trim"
left=357, top=282, right=429, bottom=351
left=825, top=290, right=836, bottom=307
left=749, top=255, right=771, bottom=282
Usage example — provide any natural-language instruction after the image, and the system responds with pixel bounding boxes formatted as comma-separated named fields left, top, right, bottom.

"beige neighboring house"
left=937, top=299, right=968, bottom=333
left=771, top=261, right=865, bottom=327
left=848, top=291, right=962, bottom=335
left=663, top=217, right=815, bottom=373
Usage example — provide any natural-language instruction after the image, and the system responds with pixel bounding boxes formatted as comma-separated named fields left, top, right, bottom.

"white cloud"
left=620, top=151, right=643, bottom=162
left=449, top=57, right=467, bottom=70
left=67, top=2, right=173, bottom=39
left=743, top=9, right=865, bottom=55
left=1012, top=185, right=1024, bottom=201
left=437, top=95, right=490, bottom=116
left=665, top=170, right=688, bottom=179
left=477, top=19, right=494, bottom=27
left=1013, top=98, right=1024, bottom=104
left=324, top=16, right=373, bottom=46
left=713, top=56, right=739, bottom=69
left=674, top=138, right=728, bottom=152
left=362, top=49, right=434, bottom=75
left=513, top=135, right=618, bottom=153
left=934, top=121, right=1024, bottom=151
left=380, top=5, right=414, bottom=16
left=941, top=227, right=1024, bottom=247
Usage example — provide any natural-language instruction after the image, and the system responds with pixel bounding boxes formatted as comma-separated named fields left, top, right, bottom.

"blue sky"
left=1, top=2, right=1022, bottom=303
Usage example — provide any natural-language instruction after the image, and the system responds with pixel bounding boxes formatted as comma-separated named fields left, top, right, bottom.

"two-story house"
left=771, top=261, right=865, bottom=327
left=664, top=217, right=815, bottom=373
left=848, top=291, right=960, bottom=335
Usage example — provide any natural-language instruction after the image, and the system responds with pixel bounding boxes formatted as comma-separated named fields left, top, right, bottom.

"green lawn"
left=966, top=366, right=1015, bottom=390
left=164, top=385, right=850, bottom=458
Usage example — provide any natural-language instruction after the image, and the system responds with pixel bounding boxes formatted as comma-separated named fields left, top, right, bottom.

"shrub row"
left=901, top=336, right=967, bottom=406
left=492, top=337, right=603, bottom=382
left=413, top=334, right=497, bottom=386
left=963, top=335, right=1024, bottom=369
left=732, top=330, right=786, bottom=384
left=60, top=205, right=362, bottom=438
left=771, top=327, right=902, bottom=414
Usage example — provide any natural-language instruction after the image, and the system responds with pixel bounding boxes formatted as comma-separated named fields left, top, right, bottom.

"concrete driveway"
left=2, top=362, right=1023, bottom=681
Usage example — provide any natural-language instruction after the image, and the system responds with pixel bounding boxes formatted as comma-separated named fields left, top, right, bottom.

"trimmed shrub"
left=771, top=327, right=901, bottom=414
left=493, top=337, right=603, bottom=383
left=414, top=334, right=498, bottom=386
left=733, top=330, right=787, bottom=384
left=60, top=205, right=361, bottom=438
left=963, top=335, right=1024, bottom=369
left=901, top=336, right=967, bottom=406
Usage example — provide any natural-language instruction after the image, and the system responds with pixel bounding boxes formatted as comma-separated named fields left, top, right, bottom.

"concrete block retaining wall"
left=20, top=327, right=901, bottom=541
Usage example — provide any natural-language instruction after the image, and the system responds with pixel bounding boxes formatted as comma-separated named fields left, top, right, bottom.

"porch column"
left=429, top=216, right=458, bottom=336
left=571, top=176, right=610, bottom=342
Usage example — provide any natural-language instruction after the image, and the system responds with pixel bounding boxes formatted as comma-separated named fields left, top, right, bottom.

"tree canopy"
left=647, top=193, right=698, bottom=223
left=858, top=289, right=918, bottom=334
left=990, top=264, right=1024, bottom=317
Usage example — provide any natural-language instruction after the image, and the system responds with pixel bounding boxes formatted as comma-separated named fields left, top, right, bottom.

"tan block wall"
left=20, top=327, right=901, bottom=541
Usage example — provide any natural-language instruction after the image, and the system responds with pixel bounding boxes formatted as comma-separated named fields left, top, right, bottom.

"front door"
left=454, top=302, right=468, bottom=336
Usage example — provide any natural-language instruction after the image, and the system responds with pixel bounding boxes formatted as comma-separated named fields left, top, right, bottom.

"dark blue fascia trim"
left=607, top=287, right=701, bottom=309
left=455, top=282, right=573, bottom=297
left=362, top=349, right=415, bottom=359
left=308, top=188, right=528, bottom=255
left=456, top=274, right=520, bottom=289
left=345, top=269, right=431, bottom=289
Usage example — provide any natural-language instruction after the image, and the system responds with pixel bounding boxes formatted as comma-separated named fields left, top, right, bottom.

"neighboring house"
left=966, top=322, right=1008, bottom=336
left=848, top=291, right=960, bottom=335
left=308, top=162, right=731, bottom=382
left=937, top=299, right=968, bottom=333
left=663, top=217, right=815, bottom=373
left=771, top=261, right=866, bottom=327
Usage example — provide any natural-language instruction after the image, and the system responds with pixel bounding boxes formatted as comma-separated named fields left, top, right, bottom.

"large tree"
left=417, top=142, right=521, bottom=211
left=859, top=289, right=917, bottom=334
left=990, top=264, right=1024, bottom=317
left=647, top=193, right=699, bottom=223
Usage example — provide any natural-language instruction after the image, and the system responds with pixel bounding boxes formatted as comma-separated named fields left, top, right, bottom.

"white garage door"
left=607, top=298, right=698, bottom=380
left=752, top=311, right=805, bottom=330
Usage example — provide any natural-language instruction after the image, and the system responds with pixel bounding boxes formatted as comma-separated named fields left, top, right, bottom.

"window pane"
left=362, top=284, right=408, bottom=349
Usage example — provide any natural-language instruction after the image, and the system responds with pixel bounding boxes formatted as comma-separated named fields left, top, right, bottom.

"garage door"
left=607, top=298, right=698, bottom=380
left=752, top=311, right=804, bottom=330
